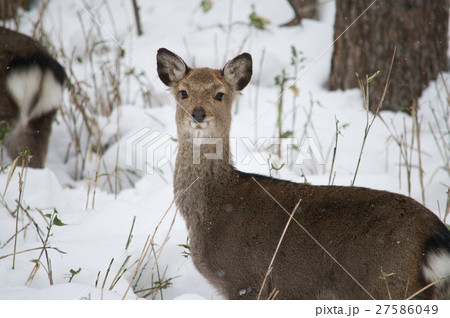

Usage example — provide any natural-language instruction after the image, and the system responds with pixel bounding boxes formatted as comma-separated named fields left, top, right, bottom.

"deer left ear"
left=222, top=53, right=252, bottom=91
left=157, top=48, right=190, bottom=87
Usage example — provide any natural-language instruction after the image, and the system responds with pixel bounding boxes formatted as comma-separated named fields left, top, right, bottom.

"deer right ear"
left=222, top=53, right=252, bottom=91
left=157, top=48, right=190, bottom=87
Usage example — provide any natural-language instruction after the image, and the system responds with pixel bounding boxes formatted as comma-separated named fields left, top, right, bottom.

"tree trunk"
left=0, top=0, right=31, bottom=21
left=328, top=0, right=449, bottom=114
left=281, top=0, right=318, bottom=27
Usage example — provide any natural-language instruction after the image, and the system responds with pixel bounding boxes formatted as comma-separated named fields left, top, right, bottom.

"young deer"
left=0, top=27, right=65, bottom=168
left=157, top=48, right=450, bottom=300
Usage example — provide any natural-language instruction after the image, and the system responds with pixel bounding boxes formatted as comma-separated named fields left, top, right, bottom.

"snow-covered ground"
left=0, top=0, right=448, bottom=301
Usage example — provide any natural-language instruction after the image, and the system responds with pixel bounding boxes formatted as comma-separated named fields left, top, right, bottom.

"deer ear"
left=222, top=53, right=252, bottom=91
left=157, top=48, right=190, bottom=87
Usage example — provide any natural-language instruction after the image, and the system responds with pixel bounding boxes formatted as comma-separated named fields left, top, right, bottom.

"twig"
left=151, top=243, right=164, bottom=299
left=0, top=222, right=30, bottom=249
left=13, top=153, right=30, bottom=270
left=257, top=198, right=302, bottom=300
left=26, top=210, right=66, bottom=286
left=131, top=0, right=143, bottom=36
left=101, top=258, right=115, bottom=299
left=122, top=194, right=179, bottom=300
left=125, top=216, right=137, bottom=250
left=351, top=47, right=396, bottom=186
left=254, top=48, right=265, bottom=140
left=328, top=117, right=340, bottom=185
left=406, top=274, right=450, bottom=300
left=0, top=246, right=62, bottom=260
left=131, top=201, right=179, bottom=298
left=109, top=255, right=138, bottom=290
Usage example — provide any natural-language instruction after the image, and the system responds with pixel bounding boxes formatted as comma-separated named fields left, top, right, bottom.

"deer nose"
left=192, top=107, right=206, bottom=123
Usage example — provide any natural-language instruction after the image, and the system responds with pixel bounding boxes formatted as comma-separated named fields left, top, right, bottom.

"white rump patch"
left=6, top=67, right=62, bottom=125
left=423, top=251, right=450, bottom=285
left=29, top=69, right=63, bottom=120
left=6, top=65, right=42, bottom=125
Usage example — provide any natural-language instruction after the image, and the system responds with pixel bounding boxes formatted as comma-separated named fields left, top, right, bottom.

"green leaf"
left=53, top=215, right=67, bottom=226
left=30, top=259, right=40, bottom=267
left=274, top=75, right=280, bottom=86
left=125, top=68, right=135, bottom=76
left=367, top=70, right=380, bottom=83
left=380, top=270, right=395, bottom=278
left=0, top=120, right=10, bottom=141
left=70, top=268, right=82, bottom=275
left=271, top=162, right=285, bottom=171
left=201, top=0, right=213, bottom=13
left=249, top=12, right=270, bottom=30
left=53, top=247, right=67, bottom=254
left=289, top=85, right=299, bottom=97
left=291, top=45, right=297, bottom=58
left=68, top=268, right=82, bottom=283
left=280, top=131, right=293, bottom=138
left=19, top=147, right=31, bottom=157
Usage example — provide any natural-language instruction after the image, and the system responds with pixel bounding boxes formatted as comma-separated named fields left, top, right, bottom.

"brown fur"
left=0, top=27, right=64, bottom=168
left=157, top=48, right=450, bottom=300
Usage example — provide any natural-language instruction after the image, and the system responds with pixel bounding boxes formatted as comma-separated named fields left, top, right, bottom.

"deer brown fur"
left=0, top=27, right=65, bottom=168
left=157, top=48, right=450, bottom=300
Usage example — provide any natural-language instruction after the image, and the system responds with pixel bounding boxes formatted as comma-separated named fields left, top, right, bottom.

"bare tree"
left=328, top=0, right=449, bottom=113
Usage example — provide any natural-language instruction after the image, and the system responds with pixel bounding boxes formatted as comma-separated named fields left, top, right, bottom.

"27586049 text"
left=376, top=304, right=438, bottom=315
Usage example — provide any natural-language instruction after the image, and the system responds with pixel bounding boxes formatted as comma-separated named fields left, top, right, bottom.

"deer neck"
left=174, top=132, right=235, bottom=225
left=175, top=132, right=234, bottom=179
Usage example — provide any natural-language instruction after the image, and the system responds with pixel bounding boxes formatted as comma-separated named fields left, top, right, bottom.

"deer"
left=0, top=27, right=65, bottom=168
left=156, top=48, right=450, bottom=300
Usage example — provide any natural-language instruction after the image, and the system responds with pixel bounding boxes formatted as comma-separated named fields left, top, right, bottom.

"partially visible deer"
left=157, top=48, right=450, bottom=299
left=0, top=27, right=65, bottom=168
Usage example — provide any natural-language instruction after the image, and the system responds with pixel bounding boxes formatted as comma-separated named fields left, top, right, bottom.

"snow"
left=0, top=0, right=449, bottom=302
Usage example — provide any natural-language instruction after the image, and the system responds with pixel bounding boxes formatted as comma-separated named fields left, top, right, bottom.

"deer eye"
left=180, top=90, right=188, bottom=99
left=215, top=93, right=224, bottom=101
